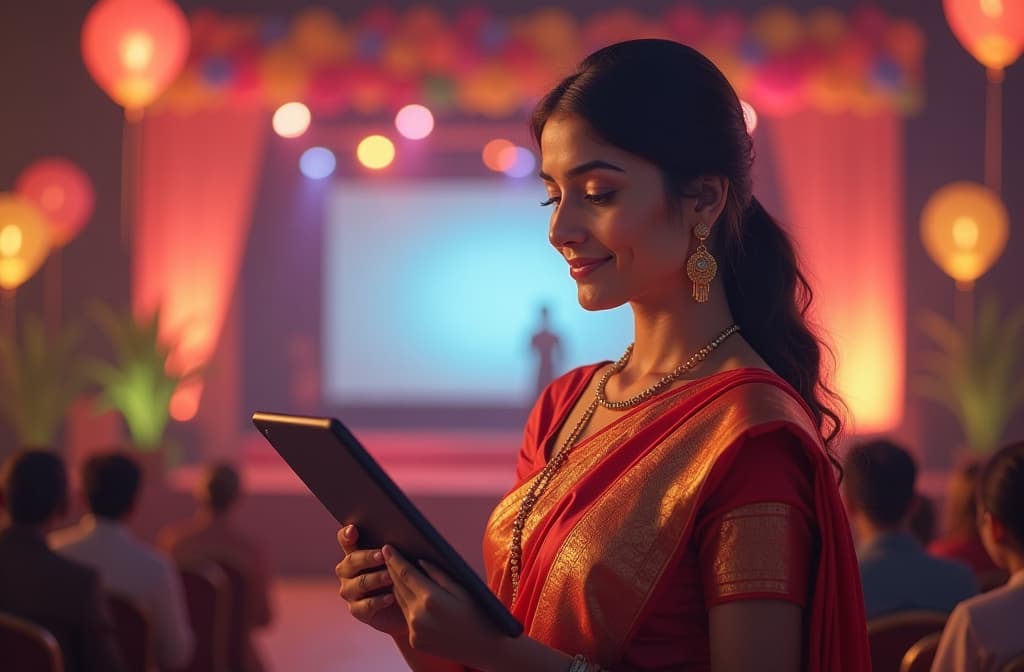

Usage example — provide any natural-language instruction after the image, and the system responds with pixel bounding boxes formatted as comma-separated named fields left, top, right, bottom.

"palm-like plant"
left=0, top=315, right=83, bottom=446
left=83, top=304, right=201, bottom=451
left=915, top=296, right=1024, bottom=455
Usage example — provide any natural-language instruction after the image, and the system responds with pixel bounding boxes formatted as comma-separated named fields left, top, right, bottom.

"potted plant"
left=915, top=296, right=1024, bottom=455
left=83, top=303, right=202, bottom=479
left=0, top=315, right=84, bottom=449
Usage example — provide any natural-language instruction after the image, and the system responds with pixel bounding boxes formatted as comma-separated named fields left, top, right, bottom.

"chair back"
left=868, top=610, right=948, bottom=672
left=107, top=592, right=155, bottom=672
left=179, top=563, right=231, bottom=672
left=899, top=632, right=942, bottom=672
left=211, top=559, right=251, bottom=671
left=1001, top=653, right=1024, bottom=672
left=0, top=611, right=63, bottom=672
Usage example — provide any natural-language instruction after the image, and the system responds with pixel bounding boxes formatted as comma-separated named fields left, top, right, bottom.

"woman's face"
left=539, top=114, right=694, bottom=311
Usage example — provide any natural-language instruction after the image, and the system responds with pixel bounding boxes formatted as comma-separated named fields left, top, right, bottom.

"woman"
left=932, top=441, right=1024, bottom=671
left=336, top=39, right=870, bottom=671
left=928, top=461, right=1004, bottom=581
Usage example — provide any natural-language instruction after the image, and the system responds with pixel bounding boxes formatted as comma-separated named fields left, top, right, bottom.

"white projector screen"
left=324, top=179, right=633, bottom=406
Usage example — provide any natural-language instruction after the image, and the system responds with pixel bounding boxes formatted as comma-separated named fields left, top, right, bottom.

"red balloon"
left=82, top=0, right=191, bottom=115
left=15, top=158, right=95, bottom=247
left=944, top=0, right=1024, bottom=71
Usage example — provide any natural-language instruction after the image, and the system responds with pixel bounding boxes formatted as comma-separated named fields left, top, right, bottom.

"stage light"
left=482, top=139, right=515, bottom=172
left=273, top=102, right=311, bottom=138
left=741, top=100, right=759, bottom=134
left=357, top=135, right=396, bottom=170
left=300, top=147, right=336, bottom=179
left=501, top=146, right=536, bottom=178
left=395, top=104, right=434, bottom=140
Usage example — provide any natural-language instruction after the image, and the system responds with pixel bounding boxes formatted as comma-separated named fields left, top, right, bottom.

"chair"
left=0, top=611, right=64, bottom=672
left=211, top=559, right=251, bottom=672
left=899, top=632, right=942, bottom=672
left=179, top=563, right=231, bottom=672
left=867, top=610, right=948, bottom=672
left=107, top=592, right=155, bottom=672
left=1001, top=653, right=1024, bottom=672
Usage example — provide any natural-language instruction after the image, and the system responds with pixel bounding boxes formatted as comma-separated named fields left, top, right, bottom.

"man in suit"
left=0, top=449, right=125, bottom=672
left=844, top=439, right=980, bottom=618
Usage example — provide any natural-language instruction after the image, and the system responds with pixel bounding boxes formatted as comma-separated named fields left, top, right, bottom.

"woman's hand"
left=382, top=544, right=505, bottom=670
left=335, top=525, right=407, bottom=638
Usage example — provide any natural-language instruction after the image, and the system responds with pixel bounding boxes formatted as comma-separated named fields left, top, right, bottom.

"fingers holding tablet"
left=335, top=525, right=407, bottom=637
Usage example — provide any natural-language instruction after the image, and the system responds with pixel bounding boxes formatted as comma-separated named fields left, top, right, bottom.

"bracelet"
left=568, top=654, right=589, bottom=672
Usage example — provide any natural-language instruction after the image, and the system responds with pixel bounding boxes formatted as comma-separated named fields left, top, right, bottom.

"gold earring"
left=686, top=222, right=717, bottom=303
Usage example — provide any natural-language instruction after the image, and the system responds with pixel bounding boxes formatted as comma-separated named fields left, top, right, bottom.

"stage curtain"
left=764, top=110, right=905, bottom=433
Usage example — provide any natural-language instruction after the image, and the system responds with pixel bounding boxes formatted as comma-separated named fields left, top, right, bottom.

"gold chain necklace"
left=508, top=324, right=740, bottom=605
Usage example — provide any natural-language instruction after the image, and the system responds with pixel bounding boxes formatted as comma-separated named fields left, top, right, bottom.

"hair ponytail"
left=722, top=198, right=845, bottom=457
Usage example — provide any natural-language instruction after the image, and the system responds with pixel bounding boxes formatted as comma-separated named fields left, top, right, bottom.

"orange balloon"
left=943, top=0, right=1024, bottom=71
left=15, top=158, right=95, bottom=247
left=0, top=194, right=53, bottom=290
left=81, top=0, right=191, bottom=115
left=920, top=181, right=1009, bottom=284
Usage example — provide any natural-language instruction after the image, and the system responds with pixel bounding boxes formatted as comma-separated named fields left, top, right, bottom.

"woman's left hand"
left=382, top=544, right=505, bottom=670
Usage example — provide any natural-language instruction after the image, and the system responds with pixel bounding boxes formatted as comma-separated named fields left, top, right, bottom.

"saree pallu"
left=483, top=366, right=869, bottom=671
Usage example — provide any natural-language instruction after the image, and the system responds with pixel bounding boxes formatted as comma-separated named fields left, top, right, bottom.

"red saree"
left=483, top=365, right=869, bottom=671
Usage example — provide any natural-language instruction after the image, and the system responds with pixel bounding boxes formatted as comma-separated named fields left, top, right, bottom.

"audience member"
left=932, top=441, right=1024, bottom=671
left=909, top=491, right=937, bottom=547
left=0, top=449, right=125, bottom=672
left=159, top=462, right=272, bottom=672
left=844, top=439, right=978, bottom=618
left=929, top=461, right=1004, bottom=579
left=50, top=451, right=194, bottom=671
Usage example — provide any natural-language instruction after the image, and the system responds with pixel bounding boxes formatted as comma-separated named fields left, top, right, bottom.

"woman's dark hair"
left=530, top=39, right=845, bottom=460
left=977, top=441, right=1024, bottom=545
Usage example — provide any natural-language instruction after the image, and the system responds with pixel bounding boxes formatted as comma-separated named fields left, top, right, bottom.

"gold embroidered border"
left=526, top=383, right=817, bottom=665
left=711, top=502, right=800, bottom=600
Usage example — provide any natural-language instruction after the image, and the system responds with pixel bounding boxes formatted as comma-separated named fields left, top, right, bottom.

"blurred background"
left=0, top=0, right=1022, bottom=669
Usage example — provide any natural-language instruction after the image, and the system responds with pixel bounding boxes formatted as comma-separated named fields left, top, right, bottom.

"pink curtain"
left=765, top=110, right=905, bottom=434
left=133, top=108, right=266, bottom=426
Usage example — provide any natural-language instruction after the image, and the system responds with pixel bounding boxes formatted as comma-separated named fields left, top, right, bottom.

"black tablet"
left=250, top=412, right=523, bottom=638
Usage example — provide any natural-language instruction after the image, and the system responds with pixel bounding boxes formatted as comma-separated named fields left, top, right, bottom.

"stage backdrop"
left=324, top=178, right=632, bottom=407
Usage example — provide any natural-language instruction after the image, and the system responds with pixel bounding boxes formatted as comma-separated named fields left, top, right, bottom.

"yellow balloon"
left=0, top=193, right=53, bottom=290
left=920, top=182, right=1009, bottom=285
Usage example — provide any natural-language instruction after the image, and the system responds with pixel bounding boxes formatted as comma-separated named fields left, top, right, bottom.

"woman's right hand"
left=336, top=525, right=408, bottom=638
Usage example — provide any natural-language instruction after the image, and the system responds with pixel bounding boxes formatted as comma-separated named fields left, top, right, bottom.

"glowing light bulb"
left=273, top=102, right=312, bottom=139
left=357, top=135, right=396, bottom=170
left=395, top=104, right=435, bottom=140
left=0, top=225, right=24, bottom=257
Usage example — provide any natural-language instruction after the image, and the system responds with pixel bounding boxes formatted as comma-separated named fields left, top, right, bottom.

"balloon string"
left=984, top=68, right=1002, bottom=195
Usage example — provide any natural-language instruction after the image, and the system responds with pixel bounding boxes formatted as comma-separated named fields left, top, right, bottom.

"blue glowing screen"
left=324, top=179, right=633, bottom=406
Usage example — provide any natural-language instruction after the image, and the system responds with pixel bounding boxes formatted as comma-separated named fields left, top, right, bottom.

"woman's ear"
left=691, top=176, right=729, bottom=228
left=988, top=514, right=1009, bottom=545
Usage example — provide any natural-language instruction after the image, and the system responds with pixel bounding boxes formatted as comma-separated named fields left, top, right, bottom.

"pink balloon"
left=15, top=158, right=95, bottom=247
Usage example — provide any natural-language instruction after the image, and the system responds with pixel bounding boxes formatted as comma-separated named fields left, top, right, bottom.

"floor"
left=256, top=578, right=408, bottom=672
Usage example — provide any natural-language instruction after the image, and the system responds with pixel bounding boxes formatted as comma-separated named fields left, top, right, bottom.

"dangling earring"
left=686, top=222, right=717, bottom=303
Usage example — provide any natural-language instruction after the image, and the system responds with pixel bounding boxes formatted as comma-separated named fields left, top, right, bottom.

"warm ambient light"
left=273, top=102, right=312, bottom=138
left=0, top=226, right=24, bottom=257
left=356, top=135, right=396, bottom=170
left=395, top=104, right=434, bottom=140
left=921, top=181, right=1008, bottom=285
left=482, top=139, right=515, bottom=172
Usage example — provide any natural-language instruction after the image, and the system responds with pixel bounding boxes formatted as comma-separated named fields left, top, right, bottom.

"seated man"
left=0, top=449, right=125, bottom=672
left=159, top=463, right=272, bottom=672
left=844, top=439, right=979, bottom=618
left=50, top=451, right=194, bottom=671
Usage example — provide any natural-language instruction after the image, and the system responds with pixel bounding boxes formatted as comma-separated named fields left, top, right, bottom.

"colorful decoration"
left=0, top=194, right=53, bottom=290
left=157, top=5, right=925, bottom=118
left=943, top=0, right=1024, bottom=72
left=82, top=0, right=191, bottom=117
left=15, top=158, right=95, bottom=247
left=920, top=181, right=1009, bottom=287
